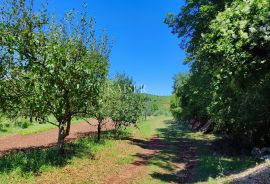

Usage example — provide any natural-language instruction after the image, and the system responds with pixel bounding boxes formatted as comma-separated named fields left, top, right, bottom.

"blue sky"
left=48, top=0, right=189, bottom=96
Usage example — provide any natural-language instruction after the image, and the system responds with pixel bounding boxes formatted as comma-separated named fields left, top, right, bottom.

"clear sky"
left=48, top=0, right=189, bottom=96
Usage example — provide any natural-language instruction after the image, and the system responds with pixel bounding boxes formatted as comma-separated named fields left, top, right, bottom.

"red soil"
left=102, top=136, right=164, bottom=184
left=0, top=119, right=114, bottom=156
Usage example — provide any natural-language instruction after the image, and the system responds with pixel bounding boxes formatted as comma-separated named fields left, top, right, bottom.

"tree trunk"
left=57, top=123, right=65, bottom=155
left=114, top=122, right=120, bottom=139
left=65, top=119, right=71, bottom=137
left=57, top=117, right=71, bottom=156
left=97, top=119, right=102, bottom=142
left=145, top=113, right=147, bottom=121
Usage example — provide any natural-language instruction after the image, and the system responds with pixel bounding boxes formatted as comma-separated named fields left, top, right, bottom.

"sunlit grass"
left=134, top=120, right=257, bottom=184
left=0, top=116, right=86, bottom=137
left=132, top=116, right=171, bottom=139
left=0, top=131, right=118, bottom=184
left=0, top=113, right=258, bottom=184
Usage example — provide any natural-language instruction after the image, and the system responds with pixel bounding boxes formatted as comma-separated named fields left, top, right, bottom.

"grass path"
left=98, top=116, right=196, bottom=184
left=102, top=116, right=258, bottom=184
left=0, top=115, right=258, bottom=184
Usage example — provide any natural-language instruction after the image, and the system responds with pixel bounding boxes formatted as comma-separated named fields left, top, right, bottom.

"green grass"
left=195, top=156, right=257, bottom=184
left=0, top=114, right=258, bottom=184
left=0, top=130, right=117, bottom=184
left=0, top=95, right=173, bottom=183
left=181, top=128, right=257, bottom=183
left=0, top=116, right=86, bottom=137
left=0, top=94, right=258, bottom=184
left=135, top=120, right=257, bottom=184
left=144, top=94, right=172, bottom=116
left=132, top=116, right=170, bottom=139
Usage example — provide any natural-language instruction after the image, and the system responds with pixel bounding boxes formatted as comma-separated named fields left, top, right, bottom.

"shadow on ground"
left=0, top=129, right=130, bottom=177
left=130, top=119, right=258, bottom=183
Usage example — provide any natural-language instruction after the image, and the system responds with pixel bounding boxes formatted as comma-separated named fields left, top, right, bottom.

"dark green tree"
left=167, top=0, right=270, bottom=145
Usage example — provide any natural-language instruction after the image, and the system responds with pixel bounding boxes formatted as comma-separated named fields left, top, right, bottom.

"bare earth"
left=102, top=136, right=164, bottom=184
left=101, top=136, right=197, bottom=184
left=0, top=120, right=114, bottom=157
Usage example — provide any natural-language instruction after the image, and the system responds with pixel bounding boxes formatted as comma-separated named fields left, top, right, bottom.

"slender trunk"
left=114, top=122, right=120, bottom=139
left=57, top=123, right=65, bottom=155
left=145, top=113, right=147, bottom=121
left=65, top=118, right=71, bottom=137
left=57, top=117, right=71, bottom=156
left=97, top=119, right=102, bottom=142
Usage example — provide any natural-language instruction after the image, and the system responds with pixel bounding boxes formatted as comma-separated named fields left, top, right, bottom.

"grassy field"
left=181, top=127, right=257, bottom=183
left=0, top=95, right=258, bottom=183
left=0, top=114, right=257, bottom=184
left=144, top=94, right=171, bottom=116
left=0, top=116, right=86, bottom=137
left=0, top=116, right=164, bottom=184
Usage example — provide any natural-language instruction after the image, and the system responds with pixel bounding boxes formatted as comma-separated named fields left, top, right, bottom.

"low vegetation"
left=135, top=119, right=257, bottom=183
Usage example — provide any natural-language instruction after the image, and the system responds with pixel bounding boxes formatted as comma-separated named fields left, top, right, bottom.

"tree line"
left=0, top=0, right=145, bottom=155
left=167, top=0, right=270, bottom=147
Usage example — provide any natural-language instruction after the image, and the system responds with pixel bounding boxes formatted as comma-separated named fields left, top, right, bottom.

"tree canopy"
left=110, top=74, right=145, bottom=137
left=168, top=0, right=270, bottom=146
left=0, top=0, right=111, bottom=154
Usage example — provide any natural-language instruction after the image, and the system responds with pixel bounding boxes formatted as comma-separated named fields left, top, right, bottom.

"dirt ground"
left=1, top=117, right=266, bottom=184
left=101, top=136, right=197, bottom=184
left=0, top=119, right=114, bottom=156
left=101, top=136, right=165, bottom=184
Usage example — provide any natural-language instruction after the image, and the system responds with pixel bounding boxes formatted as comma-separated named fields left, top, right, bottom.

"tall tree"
left=196, top=0, right=270, bottom=144
left=168, top=0, right=270, bottom=145
left=165, top=0, right=232, bottom=63
left=0, top=0, right=111, bottom=154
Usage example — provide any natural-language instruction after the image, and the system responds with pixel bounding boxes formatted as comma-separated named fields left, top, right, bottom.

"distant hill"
left=142, top=94, right=171, bottom=116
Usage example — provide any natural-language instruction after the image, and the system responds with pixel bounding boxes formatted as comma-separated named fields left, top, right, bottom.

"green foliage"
left=0, top=0, right=111, bottom=154
left=143, top=94, right=171, bottom=117
left=110, top=74, right=145, bottom=134
left=168, top=0, right=270, bottom=146
left=165, top=0, right=232, bottom=63
left=170, top=94, right=181, bottom=120
left=0, top=0, right=149, bottom=154
left=143, top=95, right=159, bottom=117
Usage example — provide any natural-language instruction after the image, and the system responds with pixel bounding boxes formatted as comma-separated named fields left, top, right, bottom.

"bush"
left=15, top=121, right=31, bottom=129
